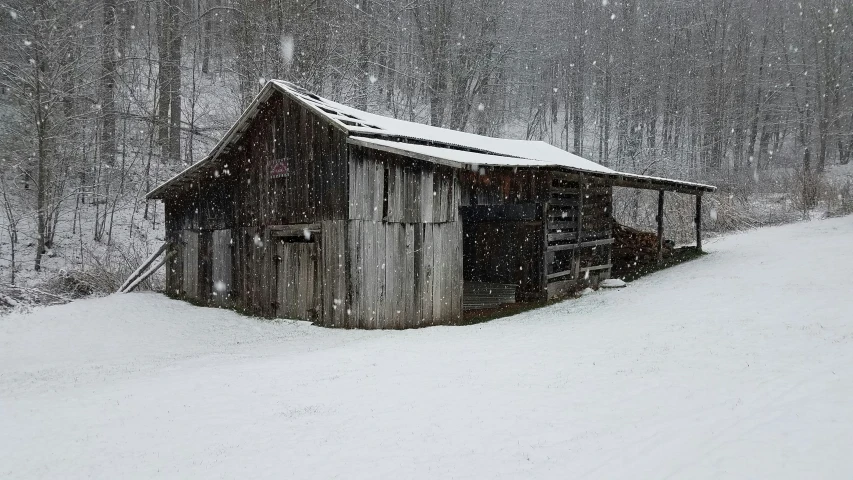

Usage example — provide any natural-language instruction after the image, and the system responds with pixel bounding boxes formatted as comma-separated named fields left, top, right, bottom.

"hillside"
left=2, top=216, right=852, bottom=479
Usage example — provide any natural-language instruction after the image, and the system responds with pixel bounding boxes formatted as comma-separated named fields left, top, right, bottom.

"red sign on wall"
left=271, top=159, right=288, bottom=178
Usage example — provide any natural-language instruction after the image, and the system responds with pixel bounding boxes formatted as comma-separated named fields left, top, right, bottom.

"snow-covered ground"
left=2, top=217, right=852, bottom=479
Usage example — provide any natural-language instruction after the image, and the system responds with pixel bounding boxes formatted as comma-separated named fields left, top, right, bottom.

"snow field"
left=1, top=216, right=852, bottom=479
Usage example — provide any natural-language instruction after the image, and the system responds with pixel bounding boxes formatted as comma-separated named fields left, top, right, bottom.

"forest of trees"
left=0, top=0, right=851, bottom=284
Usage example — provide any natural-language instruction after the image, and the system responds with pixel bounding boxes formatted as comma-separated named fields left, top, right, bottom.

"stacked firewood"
left=610, top=219, right=672, bottom=278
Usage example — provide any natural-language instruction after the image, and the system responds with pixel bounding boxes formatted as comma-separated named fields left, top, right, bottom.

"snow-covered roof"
left=273, top=81, right=616, bottom=175
left=147, top=80, right=715, bottom=199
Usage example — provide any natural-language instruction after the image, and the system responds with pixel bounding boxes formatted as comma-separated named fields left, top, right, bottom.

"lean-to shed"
left=147, top=81, right=715, bottom=328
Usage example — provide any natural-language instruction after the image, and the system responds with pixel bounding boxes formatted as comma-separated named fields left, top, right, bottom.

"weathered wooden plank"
left=396, top=222, right=407, bottom=328
left=421, top=223, right=434, bottom=326
left=182, top=230, right=199, bottom=299
left=373, top=221, right=386, bottom=328
left=411, top=166, right=422, bottom=223
left=412, top=222, right=424, bottom=326
left=451, top=220, right=463, bottom=322
left=580, top=263, right=612, bottom=273
left=421, top=170, right=434, bottom=223
left=431, top=223, right=443, bottom=325
left=695, top=194, right=703, bottom=252
left=404, top=223, right=415, bottom=326
left=348, top=220, right=362, bottom=328
left=373, top=156, right=384, bottom=222
left=546, top=268, right=574, bottom=280
left=320, top=221, right=346, bottom=327
left=211, top=229, right=232, bottom=305
left=548, top=220, right=578, bottom=231
left=547, top=238, right=615, bottom=250
left=657, top=190, right=665, bottom=264
left=574, top=174, right=585, bottom=280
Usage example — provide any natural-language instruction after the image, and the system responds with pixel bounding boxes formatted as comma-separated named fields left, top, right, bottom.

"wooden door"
left=182, top=230, right=199, bottom=299
left=274, top=239, right=320, bottom=321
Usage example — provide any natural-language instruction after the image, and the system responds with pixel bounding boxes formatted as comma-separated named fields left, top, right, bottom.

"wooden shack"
left=147, top=81, right=715, bottom=329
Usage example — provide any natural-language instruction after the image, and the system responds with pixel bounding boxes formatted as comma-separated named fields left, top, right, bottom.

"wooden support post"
left=656, top=190, right=665, bottom=264
left=574, top=174, right=585, bottom=279
left=541, top=202, right=549, bottom=297
left=695, top=194, right=703, bottom=252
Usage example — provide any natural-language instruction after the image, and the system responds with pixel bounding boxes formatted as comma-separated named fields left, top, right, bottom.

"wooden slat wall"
left=245, top=94, right=350, bottom=226
left=344, top=219, right=462, bottom=329
left=348, top=146, right=458, bottom=224
left=545, top=172, right=614, bottom=298
left=342, top=145, right=462, bottom=328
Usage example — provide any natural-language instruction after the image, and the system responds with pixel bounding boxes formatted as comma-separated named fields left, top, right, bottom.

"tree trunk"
left=100, top=0, right=118, bottom=169
left=572, top=0, right=585, bottom=155
left=167, top=0, right=182, bottom=163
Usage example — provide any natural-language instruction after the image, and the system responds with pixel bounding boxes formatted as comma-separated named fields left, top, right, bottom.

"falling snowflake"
left=9, top=10, right=17, bottom=20
left=253, top=234, right=263, bottom=247
left=369, top=75, right=378, bottom=84
left=610, top=13, right=616, bottom=20
left=477, top=103, right=485, bottom=111
left=23, top=40, right=31, bottom=46
left=214, top=281, right=227, bottom=293
left=258, top=77, right=266, bottom=85
left=280, top=34, right=294, bottom=65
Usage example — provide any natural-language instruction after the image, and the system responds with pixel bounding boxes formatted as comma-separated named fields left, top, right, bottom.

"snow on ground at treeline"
left=2, top=217, right=852, bottom=479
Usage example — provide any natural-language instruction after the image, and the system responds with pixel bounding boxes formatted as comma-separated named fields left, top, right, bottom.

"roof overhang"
left=348, top=137, right=716, bottom=195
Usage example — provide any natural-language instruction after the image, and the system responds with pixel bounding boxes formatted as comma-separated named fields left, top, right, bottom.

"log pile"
left=610, top=219, right=672, bottom=279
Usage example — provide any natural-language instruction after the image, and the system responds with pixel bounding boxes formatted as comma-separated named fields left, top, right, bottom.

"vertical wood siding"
left=341, top=146, right=463, bottom=328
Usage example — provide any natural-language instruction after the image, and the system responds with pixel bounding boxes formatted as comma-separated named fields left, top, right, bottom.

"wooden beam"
left=540, top=201, right=549, bottom=295
left=611, top=176, right=716, bottom=195
left=574, top=174, right=585, bottom=279
left=118, top=242, right=168, bottom=293
left=695, top=194, right=703, bottom=252
left=580, top=263, right=612, bottom=273
left=657, top=190, right=665, bottom=264
left=268, top=223, right=322, bottom=238
left=546, top=238, right=614, bottom=252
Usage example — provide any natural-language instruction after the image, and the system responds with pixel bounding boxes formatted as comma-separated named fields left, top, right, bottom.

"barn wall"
left=163, top=174, right=236, bottom=298
left=233, top=93, right=349, bottom=228
left=338, top=146, right=463, bottom=328
left=165, top=91, right=349, bottom=314
left=348, top=146, right=458, bottom=223
left=227, top=93, right=349, bottom=319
